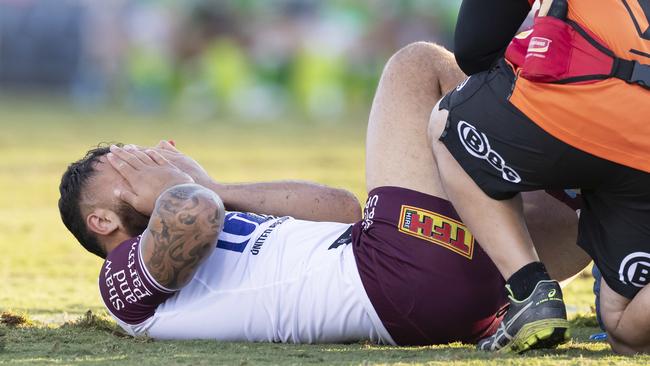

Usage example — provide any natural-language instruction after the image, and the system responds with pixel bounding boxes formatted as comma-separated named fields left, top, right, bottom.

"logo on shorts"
left=619, top=252, right=650, bottom=288
left=456, top=76, right=471, bottom=91
left=457, top=120, right=522, bottom=183
left=362, top=194, right=379, bottom=231
left=398, top=205, right=474, bottom=259
left=528, top=37, right=552, bottom=54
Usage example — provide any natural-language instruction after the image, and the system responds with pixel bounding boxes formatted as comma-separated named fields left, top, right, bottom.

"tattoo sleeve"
left=141, top=183, right=225, bottom=290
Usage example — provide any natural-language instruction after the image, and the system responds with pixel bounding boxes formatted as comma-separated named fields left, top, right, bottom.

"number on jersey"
left=216, top=212, right=273, bottom=253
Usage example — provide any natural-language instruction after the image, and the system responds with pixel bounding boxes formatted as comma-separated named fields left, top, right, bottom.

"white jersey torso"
left=102, top=212, right=393, bottom=344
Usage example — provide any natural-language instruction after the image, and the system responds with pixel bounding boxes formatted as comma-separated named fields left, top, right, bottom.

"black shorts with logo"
left=438, top=58, right=650, bottom=299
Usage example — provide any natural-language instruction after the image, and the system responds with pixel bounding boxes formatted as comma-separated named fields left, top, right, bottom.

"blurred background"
left=0, top=0, right=462, bottom=122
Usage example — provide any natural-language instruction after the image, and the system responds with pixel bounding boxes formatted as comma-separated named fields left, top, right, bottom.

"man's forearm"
left=202, top=180, right=362, bottom=223
left=148, top=144, right=362, bottom=223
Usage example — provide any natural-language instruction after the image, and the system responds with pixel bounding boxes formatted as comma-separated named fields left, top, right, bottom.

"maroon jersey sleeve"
left=99, top=236, right=175, bottom=325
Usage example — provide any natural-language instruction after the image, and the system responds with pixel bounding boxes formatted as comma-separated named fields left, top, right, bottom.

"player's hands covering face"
left=106, top=145, right=194, bottom=216
left=152, top=140, right=213, bottom=188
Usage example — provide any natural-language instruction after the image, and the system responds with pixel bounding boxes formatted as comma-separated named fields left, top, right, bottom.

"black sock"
left=506, top=262, right=551, bottom=300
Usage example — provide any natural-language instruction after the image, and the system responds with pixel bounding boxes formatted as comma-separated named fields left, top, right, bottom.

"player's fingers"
left=114, top=188, right=137, bottom=207
left=106, top=151, right=138, bottom=177
left=157, top=140, right=180, bottom=152
left=124, top=145, right=156, bottom=166
left=124, top=143, right=145, bottom=150
left=124, top=143, right=150, bottom=153
left=109, top=145, right=144, bottom=170
left=153, top=149, right=179, bottom=162
left=145, top=149, right=171, bottom=166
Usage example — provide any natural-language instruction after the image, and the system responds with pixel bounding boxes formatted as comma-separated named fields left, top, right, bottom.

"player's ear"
left=86, top=208, right=120, bottom=236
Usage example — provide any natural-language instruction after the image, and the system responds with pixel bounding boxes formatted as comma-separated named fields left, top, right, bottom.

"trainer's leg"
left=365, top=42, right=465, bottom=195
left=428, top=90, right=571, bottom=353
left=429, top=107, right=539, bottom=280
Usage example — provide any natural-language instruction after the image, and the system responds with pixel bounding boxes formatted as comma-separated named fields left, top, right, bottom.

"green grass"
left=0, top=101, right=645, bottom=365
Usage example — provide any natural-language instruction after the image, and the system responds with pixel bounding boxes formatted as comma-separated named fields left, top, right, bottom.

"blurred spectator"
left=0, top=0, right=463, bottom=120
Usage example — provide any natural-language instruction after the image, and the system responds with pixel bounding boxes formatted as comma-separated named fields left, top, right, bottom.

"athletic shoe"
left=477, top=280, right=570, bottom=353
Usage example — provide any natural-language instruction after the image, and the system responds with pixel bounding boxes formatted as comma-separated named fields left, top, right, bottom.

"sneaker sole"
left=498, top=318, right=570, bottom=354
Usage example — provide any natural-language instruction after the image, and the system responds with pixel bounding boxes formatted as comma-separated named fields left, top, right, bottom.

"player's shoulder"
left=99, top=235, right=175, bottom=326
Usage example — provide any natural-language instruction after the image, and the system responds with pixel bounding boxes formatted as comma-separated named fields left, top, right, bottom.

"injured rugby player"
left=58, top=42, right=591, bottom=345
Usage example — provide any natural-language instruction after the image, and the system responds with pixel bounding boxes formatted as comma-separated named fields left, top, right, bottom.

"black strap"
left=612, top=58, right=650, bottom=89
left=567, top=19, right=650, bottom=89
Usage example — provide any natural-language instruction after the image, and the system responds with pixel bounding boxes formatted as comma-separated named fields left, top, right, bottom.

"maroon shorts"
left=352, top=186, right=507, bottom=345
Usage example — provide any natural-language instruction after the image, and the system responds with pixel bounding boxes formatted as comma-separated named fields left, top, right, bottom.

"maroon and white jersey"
left=99, top=212, right=394, bottom=344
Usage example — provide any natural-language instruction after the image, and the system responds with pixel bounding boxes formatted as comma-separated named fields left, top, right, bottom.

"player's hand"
left=106, top=145, right=194, bottom=216
left=151, top=140, right=213, bottom=188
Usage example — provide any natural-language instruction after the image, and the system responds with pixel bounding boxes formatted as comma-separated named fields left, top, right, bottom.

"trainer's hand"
left=106, top=145, right=194, bottom=216
left=151, top=140, right=213, bottom=188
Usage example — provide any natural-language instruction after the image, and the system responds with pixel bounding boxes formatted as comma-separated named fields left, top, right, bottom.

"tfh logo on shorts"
left=457, top=120, right=522, bottom=183
left=619, top=252, right=650, bottom=288
left=398, top=205, right=474, bottom=259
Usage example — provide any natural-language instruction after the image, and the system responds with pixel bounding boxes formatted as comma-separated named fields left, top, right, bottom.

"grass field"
left=0, top=101, right=647, bottom=365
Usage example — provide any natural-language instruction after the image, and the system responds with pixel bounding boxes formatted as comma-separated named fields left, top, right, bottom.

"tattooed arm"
left=140, top=184, right=225, bottom=289
left=106, top=145, right=225, bottom=290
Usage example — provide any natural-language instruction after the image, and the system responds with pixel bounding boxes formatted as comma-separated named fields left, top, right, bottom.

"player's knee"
left=384, top=42, right=448, bottom=79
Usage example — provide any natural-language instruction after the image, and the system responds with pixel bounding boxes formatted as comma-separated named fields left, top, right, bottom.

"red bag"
left=521, top=16, right=573, bottom=82
left=506, top=17, right=616, bottom=84
left=505, top=29, right=533, bottom=68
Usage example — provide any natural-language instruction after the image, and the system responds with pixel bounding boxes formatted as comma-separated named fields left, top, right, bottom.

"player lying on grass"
left=58, top=42, right=590, bottom=345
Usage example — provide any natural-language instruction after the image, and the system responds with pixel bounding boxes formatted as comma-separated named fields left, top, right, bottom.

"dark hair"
left=58, top=144, right=119, bottom=259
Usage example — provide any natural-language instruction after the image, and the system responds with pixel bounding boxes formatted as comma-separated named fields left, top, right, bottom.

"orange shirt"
left=510, top=0, right=650, bottom=172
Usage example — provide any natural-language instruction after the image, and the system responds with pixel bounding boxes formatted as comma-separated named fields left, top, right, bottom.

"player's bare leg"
left=366, top=42, right=588, bottom=281
left=365, top=42, right=462, bottom=197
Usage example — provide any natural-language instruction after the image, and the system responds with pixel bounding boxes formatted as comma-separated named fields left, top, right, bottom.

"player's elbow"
left=148, top=184, right=225, bottom=290
left=316, top=186, right=362, bottom=223
left=194, top=190, right=226, bottom=241
left=336, top=189, right=362, bottom=223
left=158, top=184, right=226, bottom=241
